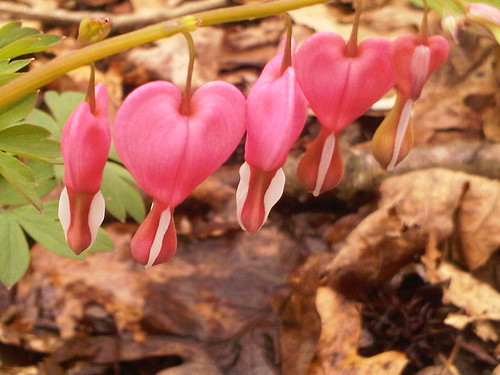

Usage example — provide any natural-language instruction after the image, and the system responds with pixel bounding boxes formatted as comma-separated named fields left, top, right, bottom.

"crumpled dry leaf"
left=307, top=287, right=408, bottom=375
left=323, top=169, right=500, bottom=296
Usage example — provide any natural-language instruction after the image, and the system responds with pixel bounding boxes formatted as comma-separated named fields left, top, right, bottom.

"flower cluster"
left=59, top=10, right=449, bottom=266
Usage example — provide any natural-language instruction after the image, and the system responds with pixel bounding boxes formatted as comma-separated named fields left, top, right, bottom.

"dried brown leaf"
left=325, top=169, right=500, bottom=294
left=307, top=287, right=408, bottom=375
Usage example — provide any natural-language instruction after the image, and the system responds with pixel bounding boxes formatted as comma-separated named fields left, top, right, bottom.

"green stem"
left=0, top=0, right=327, bottom=110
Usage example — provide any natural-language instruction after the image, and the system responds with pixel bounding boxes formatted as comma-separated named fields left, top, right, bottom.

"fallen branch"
left=0, top=0, right=229, bottom=31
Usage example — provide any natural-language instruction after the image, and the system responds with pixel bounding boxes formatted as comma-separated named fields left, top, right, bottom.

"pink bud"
left=58, top=83, right=110, bottom=254
left=114, top=80, right=246, bottom=266
left=371, top=94, right=414, bottom=170
left=236, top=43, right=307, bottom=233
left=391, top=34, right=449, bottom=101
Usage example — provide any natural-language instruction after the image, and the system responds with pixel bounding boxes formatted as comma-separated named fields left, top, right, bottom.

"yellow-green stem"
left=0, top=0, right=328, bottom=110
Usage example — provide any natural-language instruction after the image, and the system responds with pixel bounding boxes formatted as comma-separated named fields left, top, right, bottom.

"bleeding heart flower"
left=372, top=33, right=449, bottom=170
left=58, top=83, right=111, bottom=255
left=295, top=32, right=394, bottom=195
left=236, top=40, right=307, bottom=234
left=114, top=80, right=246, bottom=267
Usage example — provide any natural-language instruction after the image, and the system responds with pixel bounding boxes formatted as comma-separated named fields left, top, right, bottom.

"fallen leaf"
left=307, top=287, right=408, bottom=375
left=324, top=169, right=500, bottom=294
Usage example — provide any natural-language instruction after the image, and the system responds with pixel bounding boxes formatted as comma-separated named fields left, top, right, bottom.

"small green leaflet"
left=0, top=151, right=42, bottom=212
left=25, top=91, right=85, bottom=141
left=0, top=161, right=56, bottom=206
left=0, top=124, right=61, bottom=163
left=0, top=92, right=37, bottom=130
left=0, top=201, right=114, bottom=286
left=0, top=212, right=30, bottom=287
left=10, top=200, right=114, bottom=258
left=101, top=162, right=146, bottom=222
left=0, top=22, right=60, bottom=60
left=0, top=22, right=39, bottom=49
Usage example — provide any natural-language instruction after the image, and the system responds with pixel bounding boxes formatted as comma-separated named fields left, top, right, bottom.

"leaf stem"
left=0, top=0, right=328, bottom=110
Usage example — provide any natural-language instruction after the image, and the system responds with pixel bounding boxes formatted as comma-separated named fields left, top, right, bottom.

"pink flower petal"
left=245, top=54, right=307, bottom=171
left=62, top=83, right=110, bottom=193
left=131, top=201, right=177, bottom=266
left=58, top=187, right=105, bottom=254
left=296, top=32, right=394, bottom=133
left=297, top=128, right=344, bottom=195
left=391, top=34, right=449, bottom=100
left=236, top=162, right=285, bottom=233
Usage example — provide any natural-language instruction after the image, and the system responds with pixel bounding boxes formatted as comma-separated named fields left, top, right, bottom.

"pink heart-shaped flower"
left=114, top=80, right=246, bottom=208
left=295, top=32, right=394, bottom=133
left=114, top=80, right=246, bottom=266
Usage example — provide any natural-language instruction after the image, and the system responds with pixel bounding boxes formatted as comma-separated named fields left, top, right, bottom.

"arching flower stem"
left=0, top=0, right=329, bottom=110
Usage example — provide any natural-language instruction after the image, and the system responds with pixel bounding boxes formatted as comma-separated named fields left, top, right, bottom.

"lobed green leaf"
left=0, top=59, right=33, bottom=74
left=0, top=161, right=56, bottom=206
left=0, top=151, right=42, bottom=212
left=0, top=212, right=30, bottom=287
left=0, top=22, right=38, bottom=49
left=0, top=92, right=37, bottom=130
left=11, top=200, right=114, bottom=258
left=101, top=162, right=146, bottom=222
left=0, top=34, right=61, bottom=60
left=0, top=124, right=61, bottom=163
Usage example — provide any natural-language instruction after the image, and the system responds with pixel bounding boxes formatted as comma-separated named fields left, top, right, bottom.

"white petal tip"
left=145, top=207, right=171, bottom=268
left=236, top=162, right=251, bottom=231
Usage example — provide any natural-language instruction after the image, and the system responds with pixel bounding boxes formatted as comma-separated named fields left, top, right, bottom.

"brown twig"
left=0, top=0, right=229, bottom=31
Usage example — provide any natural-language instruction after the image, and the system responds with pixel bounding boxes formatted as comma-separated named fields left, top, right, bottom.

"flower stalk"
left=0, top=0, right=328, bottom=110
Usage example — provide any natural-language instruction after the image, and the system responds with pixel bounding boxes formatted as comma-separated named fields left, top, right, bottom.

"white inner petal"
left=387, top=100, right=413, bottom=171
left=262, top=168, right=286, bottom=229
left=58, top=186, right=70, bottom=241
left=313, top=132, right=336, bottom=197
left=410, top=45, right=431, bottom=99
left=88, top=191, right=106, bottom=248
left=235, top=162, right=251, bottom=231
left=145, top=206, right=171, bottom=269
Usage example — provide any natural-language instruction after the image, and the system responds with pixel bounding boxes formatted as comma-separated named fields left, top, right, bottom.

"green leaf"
left=0, top=58, right=33, bottom=74
left=0, top=212, right=30, bottom=287
left=0, top=161, right=56, bottom=206
left=11, top=200, right=114, bottom=258
left=101, top=162, right=146, bottom=222
left=0, top=124, right=61, bottom=163
left=0, top=151, right=42, bottom=212
left=0, top=92, right=37, bottom=130
left=0, top=22, right=38, bottom=49
left=0, top=34, right=61, bottom=60
left=0, top=72, right=22, bottom=86
left=25, top=108, right=60, bottom=140
left=44, top=91, right=85, bottom=130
